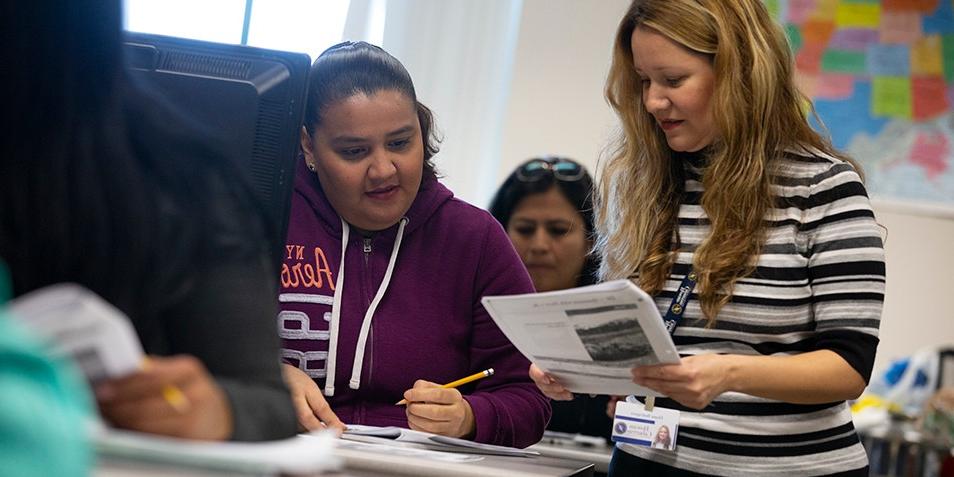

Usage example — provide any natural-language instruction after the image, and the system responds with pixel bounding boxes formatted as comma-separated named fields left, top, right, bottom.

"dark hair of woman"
left=301, top=41, right=441, bottom=181
left=488, top=158, right=598, bottom=287
left=0, top=0, right=269, bottom=330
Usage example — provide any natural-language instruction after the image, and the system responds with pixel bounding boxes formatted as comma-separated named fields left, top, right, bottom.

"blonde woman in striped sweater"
left=530, top=0, right=885, bottom=475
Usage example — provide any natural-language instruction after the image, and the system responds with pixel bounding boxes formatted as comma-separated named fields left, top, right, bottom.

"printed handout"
left=7, top=283, right=143, bottom=382
left=482, top=280, right=680, bottom=396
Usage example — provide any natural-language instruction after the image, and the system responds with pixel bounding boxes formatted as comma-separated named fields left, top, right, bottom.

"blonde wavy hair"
left=597, top=0, right=859, bottom=323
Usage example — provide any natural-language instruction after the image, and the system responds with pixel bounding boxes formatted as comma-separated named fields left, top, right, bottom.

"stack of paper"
left=335, top=437, right=482, bottom=463
left=96, top=426, right=340, bottom=474
left=344, top=425, right=539, bottom=457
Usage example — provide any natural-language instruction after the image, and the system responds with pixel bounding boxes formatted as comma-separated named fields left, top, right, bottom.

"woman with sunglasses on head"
left=489, top=157, right=612, bottom=442
left=277, top=41, right=549, bottom=447
left=530, top=1, right=884, bottom=475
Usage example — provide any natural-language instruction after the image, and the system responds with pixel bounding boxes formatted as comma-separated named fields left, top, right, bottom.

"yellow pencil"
left=161, top=385, right=191, bottom=413
left=142, top=358, right=192, bottom=413
left=395, top=368, right=495, bottom=405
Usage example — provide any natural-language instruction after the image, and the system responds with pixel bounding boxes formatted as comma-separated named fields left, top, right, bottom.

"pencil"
left=142, top=358, right=192, bottom=413
left=161, top=385, right=191, bottom=413
left=395, top=368, right=494, bottom=405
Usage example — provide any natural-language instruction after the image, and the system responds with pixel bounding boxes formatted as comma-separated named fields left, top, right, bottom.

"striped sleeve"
left=802, top=161, right=885, bottom=382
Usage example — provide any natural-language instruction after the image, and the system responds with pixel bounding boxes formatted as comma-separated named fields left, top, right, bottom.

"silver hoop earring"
left=307, top=162, right=316, bottom=172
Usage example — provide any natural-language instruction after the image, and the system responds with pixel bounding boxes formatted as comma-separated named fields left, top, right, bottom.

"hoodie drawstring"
left=323, top=217, right=408, bottom=396
left=323, top=218, right=349, bottom=397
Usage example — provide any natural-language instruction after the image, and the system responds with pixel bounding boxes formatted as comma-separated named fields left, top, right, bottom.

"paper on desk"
left=336, top=436, right=483, bottom=462
left=482, top=279, right=681, bottom=396
left=96, top=425, right=340, bottom=474
left=7, top=283, right=143, bottom=382
left=345, top=424, right=539, bottom=457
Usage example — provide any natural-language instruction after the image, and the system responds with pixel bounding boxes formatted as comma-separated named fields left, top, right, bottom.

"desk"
left=528, top=441, right=612, bottom=475
left=336, top=444, right=593, bottom=477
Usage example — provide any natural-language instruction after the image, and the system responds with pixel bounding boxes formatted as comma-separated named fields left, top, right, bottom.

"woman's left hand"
left=403, top=380, right=476, bottom=439
left=632, top=354, right=731, bottom=410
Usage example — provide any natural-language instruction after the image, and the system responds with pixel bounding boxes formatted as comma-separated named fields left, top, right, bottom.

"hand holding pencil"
left=95, top=355, right=233, bottom=440
left=399, top=368, right=493, bottom=439
left=396, top=368, right=494, bottom=405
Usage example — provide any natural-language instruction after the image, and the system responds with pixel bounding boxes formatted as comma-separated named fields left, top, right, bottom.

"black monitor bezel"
left=122, top=32, right=311, bottom=274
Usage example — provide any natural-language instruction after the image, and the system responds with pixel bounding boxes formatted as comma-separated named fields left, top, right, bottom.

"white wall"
left=495, top=0, right=630, bottom=205
left=499, top=0, right=954, bottom=375
left=872, top=204, right=954, bottom=371
left=385, top=0, right=524, bottom=208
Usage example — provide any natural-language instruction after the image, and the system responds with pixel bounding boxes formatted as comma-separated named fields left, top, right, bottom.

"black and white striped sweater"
left=618, top=150, right=885, bottom=476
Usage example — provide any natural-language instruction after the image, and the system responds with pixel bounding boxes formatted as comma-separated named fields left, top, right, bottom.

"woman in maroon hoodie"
left=277, top=41, right=550, bottom=448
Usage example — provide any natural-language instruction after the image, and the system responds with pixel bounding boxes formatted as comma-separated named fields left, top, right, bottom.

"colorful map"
left=765, top=0, right=954, bottom=205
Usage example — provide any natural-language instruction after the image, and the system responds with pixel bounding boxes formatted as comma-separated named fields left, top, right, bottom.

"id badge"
left=611, top=400, right=680, bottom=451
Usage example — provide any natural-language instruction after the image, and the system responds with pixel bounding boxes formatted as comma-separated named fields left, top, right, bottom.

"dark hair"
left=488, top=157, right=599, bottom=287
left=0, top=0, right=268, bottom=323
left=302, top=41, right=440, bottom=180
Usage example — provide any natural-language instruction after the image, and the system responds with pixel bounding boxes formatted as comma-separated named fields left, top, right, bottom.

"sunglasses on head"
left=515, top=157, right=585, bottom=182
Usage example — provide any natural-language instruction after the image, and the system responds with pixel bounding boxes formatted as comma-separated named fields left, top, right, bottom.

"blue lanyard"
left=662, top=268, right=696, bottom=335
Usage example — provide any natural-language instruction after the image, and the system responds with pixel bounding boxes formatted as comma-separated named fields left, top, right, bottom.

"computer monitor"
left=122, top=32, right=310, bottom=272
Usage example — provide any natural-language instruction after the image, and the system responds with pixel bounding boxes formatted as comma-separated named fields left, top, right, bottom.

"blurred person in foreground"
left=0, top=0, right=296, bottom=441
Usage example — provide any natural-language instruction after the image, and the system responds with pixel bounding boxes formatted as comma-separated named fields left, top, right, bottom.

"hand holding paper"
left=482, top=280, right=681, bottom=397
left=632, top=354, right=733, bottom=410
left=528, top=363, right=572, bottom=401
left=7, top=284, right=232, bottom=439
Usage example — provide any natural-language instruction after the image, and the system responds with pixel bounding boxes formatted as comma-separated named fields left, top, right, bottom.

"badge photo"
left=612, top=399, right=680, bottom=451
